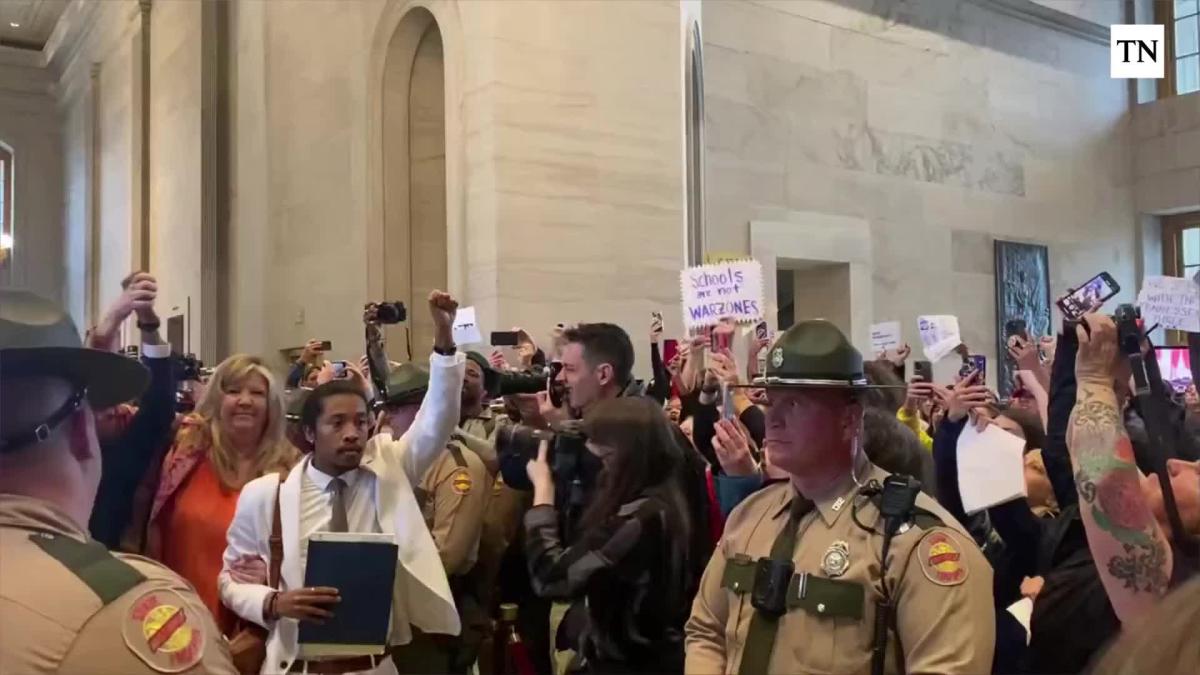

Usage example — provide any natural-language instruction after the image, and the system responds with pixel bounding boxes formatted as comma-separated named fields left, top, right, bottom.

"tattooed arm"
left=1068, top=314, right=1172, bottom=623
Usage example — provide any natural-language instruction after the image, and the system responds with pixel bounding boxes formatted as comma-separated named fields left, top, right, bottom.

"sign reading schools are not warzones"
left=680, top=260, right=764, bottom=331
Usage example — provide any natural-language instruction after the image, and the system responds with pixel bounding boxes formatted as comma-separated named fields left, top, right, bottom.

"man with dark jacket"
left=84, top=273, right=179, bottom=550
left=496, top=323, right=714, bottom=675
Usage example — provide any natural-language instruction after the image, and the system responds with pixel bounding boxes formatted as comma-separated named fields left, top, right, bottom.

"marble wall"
left=96, top=35, right=134, bottom=316
left=148, top=0, right=203, bottom=355
left=1134, top=91, right=1200, bottom=214
left=0, top=54, right=62, bottom=303
left=704, top=0, right=1138, bottom=387
left=44, top=0, right=1147, bottom=384
left=227, top=0, right=685, bottom=369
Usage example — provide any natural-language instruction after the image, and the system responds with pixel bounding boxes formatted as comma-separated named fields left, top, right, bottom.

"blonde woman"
left=126, top=354, right=296, bottom=630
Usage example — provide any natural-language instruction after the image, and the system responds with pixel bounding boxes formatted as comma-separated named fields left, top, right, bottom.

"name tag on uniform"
left=788, top=573, right=865, bottom=620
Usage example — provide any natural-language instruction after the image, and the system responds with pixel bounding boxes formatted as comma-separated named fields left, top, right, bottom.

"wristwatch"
left=433, top=343, right=457, bottom=357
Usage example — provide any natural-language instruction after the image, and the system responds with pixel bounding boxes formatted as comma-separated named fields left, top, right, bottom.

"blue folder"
left=298, top=532, right=398, bottom=658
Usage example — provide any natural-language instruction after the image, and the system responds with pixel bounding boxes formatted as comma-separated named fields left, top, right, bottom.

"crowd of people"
left=1, top=270, right=1199, bottom=675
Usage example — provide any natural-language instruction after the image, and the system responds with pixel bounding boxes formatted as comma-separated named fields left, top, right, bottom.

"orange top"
left=159, top=457, right=241, bottom=634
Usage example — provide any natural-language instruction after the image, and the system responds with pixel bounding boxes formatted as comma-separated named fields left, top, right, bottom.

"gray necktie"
left=329, top=477, right=348, bottom=533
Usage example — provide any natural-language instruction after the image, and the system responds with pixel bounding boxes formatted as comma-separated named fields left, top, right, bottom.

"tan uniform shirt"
left=685, top=464, right=995, bottom=675
left=0, top=494, right=236, bottom=675
left=418, top=443, right=491, bottom=577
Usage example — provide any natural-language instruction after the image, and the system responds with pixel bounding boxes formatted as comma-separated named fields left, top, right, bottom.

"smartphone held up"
left=1057, top=272, right=1120, bottom=321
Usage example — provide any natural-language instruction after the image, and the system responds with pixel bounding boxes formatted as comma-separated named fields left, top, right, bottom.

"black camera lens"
left=495, top=421, right=590, bottom=492
left=375, top=301, right=408, bottom=325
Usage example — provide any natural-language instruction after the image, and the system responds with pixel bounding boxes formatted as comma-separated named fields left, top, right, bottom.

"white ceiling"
left=0, top=0, right=69, bottom=51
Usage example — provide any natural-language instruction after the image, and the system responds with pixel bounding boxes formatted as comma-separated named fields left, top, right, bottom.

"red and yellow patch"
left=919, top=530, right=969, bottom=586
left=122, top=589, right=204, bottom=673
left=451, top=469, right=474, bottom=495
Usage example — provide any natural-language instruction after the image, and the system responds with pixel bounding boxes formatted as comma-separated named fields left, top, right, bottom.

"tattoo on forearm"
left=1069, top=383, right=1170, bottom=598
left=1107, top=541, right=1169, bottom=594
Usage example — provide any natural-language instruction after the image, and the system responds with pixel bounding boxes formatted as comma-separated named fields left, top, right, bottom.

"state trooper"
left=0, top=290, right=236, bottom=675
left=383, top=363, right=491, bottom=675
left=685, top=319, right=995, bottom=675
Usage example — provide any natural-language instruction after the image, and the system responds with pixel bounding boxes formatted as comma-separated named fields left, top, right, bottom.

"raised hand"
left=428, top=290, right=458, bottom=352
left=903, top=379, right=936, bottom=414
left=707, top=349, right=741, bottom=388
left=300, top=339, right=326, bottom=365
left=1075, top=313, right=1121, bottom=387
left=713, top=418, right=759, bottom=476
left=1007, top=335, right=1041, bottom=372
left=883, top=344, right=912, bottom=368
left=935, top=372, right=990, bottom=423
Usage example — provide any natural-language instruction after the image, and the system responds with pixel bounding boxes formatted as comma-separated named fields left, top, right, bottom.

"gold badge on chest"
left=821, top=540, right=851, bottom=578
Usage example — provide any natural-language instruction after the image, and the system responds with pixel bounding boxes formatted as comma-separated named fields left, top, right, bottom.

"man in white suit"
left=220, top=291, right=466, bottom=675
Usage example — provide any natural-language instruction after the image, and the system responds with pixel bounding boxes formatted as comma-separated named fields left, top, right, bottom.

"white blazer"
left=219, top=352, right=466, bottom=674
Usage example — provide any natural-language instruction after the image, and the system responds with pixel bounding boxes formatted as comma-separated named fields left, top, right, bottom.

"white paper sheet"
left=1006, top=597, right=1032, bottom=644
left=452, top=306, right=483, bottom=346
left=870, top=321, right=902, bottom=355
left=917, top=315, right=962, bottom=362
left=1138, top=275, right=1200, bottom=333
left=956, top=421, right=1027, bottom=515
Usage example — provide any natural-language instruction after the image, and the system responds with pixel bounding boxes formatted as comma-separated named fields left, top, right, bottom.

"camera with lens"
left=1114, top=303, right=1143, bottom=357
left=370, top=301, right=408, bottom=325
left=170, top=354, right=205, bottom=413
left=496, top=419, right=593, bottom=489
left=174, top=353, right=204, bottom=383
left=495, top=361, right=567, bottom=407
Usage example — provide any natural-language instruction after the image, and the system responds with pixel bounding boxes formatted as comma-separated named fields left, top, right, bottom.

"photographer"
left=524, top=397, right=693, bottom=674
left=286, top=338, right=327, bottom=388
left=85, top=272, right=179, bottom=550
left=1066, top=313, right=1199, bottom=622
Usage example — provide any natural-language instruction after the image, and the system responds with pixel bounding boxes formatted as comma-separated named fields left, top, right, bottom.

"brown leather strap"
left=269, top=481, right=283, bottom=587
left=288, top=648, right=397, bottom=674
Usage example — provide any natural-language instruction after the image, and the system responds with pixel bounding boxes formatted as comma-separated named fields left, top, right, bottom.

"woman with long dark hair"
left=524, top=396, right=693, bottom=674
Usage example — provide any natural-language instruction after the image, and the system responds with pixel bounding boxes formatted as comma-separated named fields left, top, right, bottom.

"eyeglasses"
left=0, top=388, right=87, bottom=454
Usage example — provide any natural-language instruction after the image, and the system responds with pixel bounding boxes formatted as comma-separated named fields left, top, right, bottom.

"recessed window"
left=0, top=145, right=12, bottom=253
left=1175, top=1, right=1200, bottom=94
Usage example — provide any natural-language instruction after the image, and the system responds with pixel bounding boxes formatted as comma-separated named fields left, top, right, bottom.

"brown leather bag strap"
left=268, top=481, right=283, bottom=587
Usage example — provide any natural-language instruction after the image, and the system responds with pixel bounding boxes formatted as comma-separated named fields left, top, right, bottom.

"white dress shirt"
left=299, top=460, right=381, bottom=569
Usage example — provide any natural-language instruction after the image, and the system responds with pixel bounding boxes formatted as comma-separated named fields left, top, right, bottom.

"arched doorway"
left=382, top=8, right=447, bottom=359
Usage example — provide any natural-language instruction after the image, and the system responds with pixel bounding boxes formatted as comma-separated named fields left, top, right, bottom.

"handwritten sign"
left=452, top=306, right=483, bottom=346
left=680, top=260, right=764, bottom=330
left=870, top=321, right=902, bottom=355
left=1138, top=275, right=1200, bottom=333
left=704, top=252, right=747, bottom=264
left=917, top=315, right=962, bottom=362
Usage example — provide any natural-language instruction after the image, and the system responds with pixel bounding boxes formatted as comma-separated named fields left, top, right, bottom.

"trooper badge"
left=771, top=347, right=784, bottom=368
left=822, top=540, right=850, bottom=578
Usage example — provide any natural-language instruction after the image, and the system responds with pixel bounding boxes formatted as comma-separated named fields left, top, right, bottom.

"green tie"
left=737, top=495, right=814, bottom=675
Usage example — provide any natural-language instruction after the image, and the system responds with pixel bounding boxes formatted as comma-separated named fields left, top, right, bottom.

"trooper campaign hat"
left=0, top=289, right=150, bottom=452
left=465, top=350, right=500, bottom=396
left=384, top=362, right=430, bottom=406
left=755, top=319, right=904, bottom=390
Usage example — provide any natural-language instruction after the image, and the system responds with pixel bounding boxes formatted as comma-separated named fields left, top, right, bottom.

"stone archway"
left=380, top=7, right=447, bottom=359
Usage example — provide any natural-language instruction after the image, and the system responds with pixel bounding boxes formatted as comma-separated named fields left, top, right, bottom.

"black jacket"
left=524, top=490, right=690, bottom=674
left=89, top=353, right=177, bottom=548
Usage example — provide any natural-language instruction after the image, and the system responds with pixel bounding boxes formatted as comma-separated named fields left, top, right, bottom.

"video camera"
left=494, top=362, right=567, bottom=406
left=373, top=301, right=407, bottom=325
left=363, top=302, right=407, bottom=406
left=497, top=419, right=600, bottom=540
left=174, top=353, right=204, bottom=383
left=1111, top=302, right=1199, bottom=559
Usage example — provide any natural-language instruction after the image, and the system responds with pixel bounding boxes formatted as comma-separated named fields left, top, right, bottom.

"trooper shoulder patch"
left=451, top=469, right=474, bottom=495
left=122, top=589, right=204, bottom=672
left=918, top=530, right=969, bottom=586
